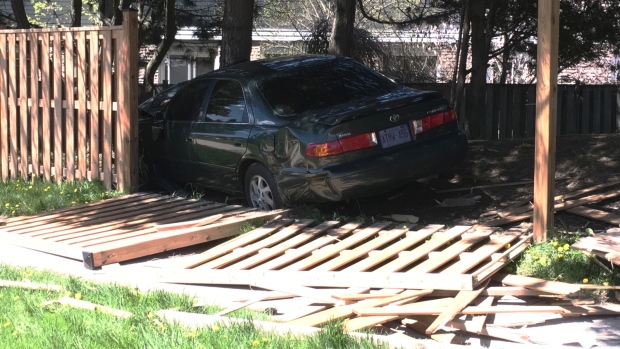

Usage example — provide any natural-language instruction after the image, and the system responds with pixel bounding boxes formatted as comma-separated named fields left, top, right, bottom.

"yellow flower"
left=74, top=188, right=78, bottom=193
left=563, top=244, right=570, bottom=250
left=147, top=312, right=154, bottom=319
left=13, top=296, right=19, bottom=301
left=212, top=325, right=219, bottom=332
left=74, top=293, right=82, bottom=300
left=188, top=331, right=197, bottom=338
left=12, top=330, right=17, bottom=336
left=31, top=173, right=36, bottom=178
left=583, top=278, right=589, bottom=284
left=557, top=247, right=563, bottom=252
left=252, top=340, right=260, bottom=346
left=60, top=192, right=63, bottom=195
left=552, top=241, right=558, bottom=246
left=604, top=282, right=609, bottom=286
left=65, top=291, right=72, bottom=298
left=4, top=203, right=8, bottom=207
left=3, top=321, right=10, bottom=327
left=504, top=243, right=511, bottom=249
left=28, top=186, right=32, bottom=189
left=558, top=253, right=563, bottom=259
left=262, top=337, right=268, bottom=342
left=11, top=210, right=15, bottom=214
left=0, top=293, right=3, bottom=298
left=129, top=327, right=134, bottom=332
left=15, top=204, right=19, bottom=208
left=539, top=257, right=547, bottom=266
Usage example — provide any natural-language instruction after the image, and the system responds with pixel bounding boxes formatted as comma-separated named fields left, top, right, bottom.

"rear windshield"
left=257, top=59, right=401, bottom=117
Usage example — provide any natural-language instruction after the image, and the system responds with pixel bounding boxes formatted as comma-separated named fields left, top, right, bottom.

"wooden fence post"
left=0, top=32, right=7, bottom=181
left=117, top=10, right=139, bottom=193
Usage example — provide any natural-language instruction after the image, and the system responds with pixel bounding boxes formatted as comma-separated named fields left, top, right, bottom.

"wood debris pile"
left=127, top=217, right=620, bottom=346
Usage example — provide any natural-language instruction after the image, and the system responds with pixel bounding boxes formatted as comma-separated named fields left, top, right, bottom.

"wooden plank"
left=53, top=32, right=63, bottom=181
left=141, top=268, right=474, bottom=291
left=253, top=223, right=390, bottom=271
left=343, top=224, right=444, bottom=272
left=483, top=187, right=620, bottom=226
left=425, top=280, right=490, bottom=334
left=472, top=234, right=532, bottom=280
left=311, top=228, right=408, bottom=271
left=64, top=31, right=75, bottom=181
left=0, top=279, right=63, bottom=291
left=282, top=223, right=390, bottom=271
left=566, top=85, right=576, bottom=134
left=498, top=84, right=507, bottom=139
left=252, top=283, right=349, bottom=305
left=288, top=289, right=433, bottom=327
left=214, top=293, right=276, bottom=316
left=0, top=32, right=8, bottom=180
left=29, top=33, right=40, bottom=178
left=76, top=31, right=87, bottom=179
left=353, top=304, right=568, bottom=316
left=525, top=85, right=536, bottom=138
left=44, top=297, right=132, bottom=318
left=440, top=231, right=521, bottom=274
left=604, top=86, right=612, bottom=133
left=8, top=33, right=17, bottom=178
left=485, top=86, right=494, bottom=140
left=18, top=33, right=28, bottom=178
left=229, top=222, right=360, bottom=271
left=468, top=296, right=495, bottom=333
left=376, top=226, right=473, bottom=272
left=581, top=86, right=590, bottom=133
left=89, top=31, right=99, bottom=180
left=195, top=220, right=327, bottom=270
left=40, top=33, right=51, bottom=180
left=83, top=210, right=286, bottom=268
left=101, top=30, right=112, bottom=189
left=0, top=230, right=84, bottom=260
left=511, top=86, right=523, bottom=138
left=436, top=180, right=533, bottom=194
left=593, top=88, right=601, bottom=133
left=155, top=214, right=223, bottom=232
left=444, top=319, right=532, bottom=344
left=407, top=228, right=496, bottom=274
left=492, top=273, right=580, bottom=295
left=565, top=206, right=620, bottom=225
left=170, top=219, right=297, bottom=269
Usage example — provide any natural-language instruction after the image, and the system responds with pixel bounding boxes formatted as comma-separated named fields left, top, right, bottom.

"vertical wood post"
left=117, top=10, right=139, bottom=192
left=533, top=0, right=560, bottom=242
left=0, top=33, right=8, bottom=181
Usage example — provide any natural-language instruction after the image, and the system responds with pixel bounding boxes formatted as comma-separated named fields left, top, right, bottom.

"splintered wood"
left=0, top=193, right=286, bottom=269
left=139, top=219, right=620, bottom=346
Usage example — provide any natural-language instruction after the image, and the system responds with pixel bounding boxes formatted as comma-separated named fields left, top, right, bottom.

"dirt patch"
left=308, top=134, right=620, bottom=232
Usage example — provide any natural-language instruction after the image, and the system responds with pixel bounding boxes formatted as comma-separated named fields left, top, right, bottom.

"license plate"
left=379, top=124, right=412, bottom=148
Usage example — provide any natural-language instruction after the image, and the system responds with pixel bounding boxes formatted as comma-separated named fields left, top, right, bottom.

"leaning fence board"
left=492, top=273, right=581, bottom=295
left=565, top=206, right=620, bottom=225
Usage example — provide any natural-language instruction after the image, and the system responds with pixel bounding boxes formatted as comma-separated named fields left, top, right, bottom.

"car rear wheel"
left=245, top=163, right=282, bottom=210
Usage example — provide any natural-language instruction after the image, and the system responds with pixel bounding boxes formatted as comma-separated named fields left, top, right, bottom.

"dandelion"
left=552, top=241, right=558, bottom=246
left=64, top=291, right=72, bottom=298
left=3, top=321, right=10, bottom=327
left=252, top=340, right=260, bottom=346
left=212, top=324, right=220, bottom=332
left=0, top=293, right=3, bottom=298
left=563, top=244, right=570, bottom=250
left=604, top=282, right=609, bottom=286
left=28, top=186, right=32, bottom=189
left=583, top=278, right=589, bottom=284
left=188, top=331, right=197, bottom=338
left=74, top=188, right=78, bottom=193
left=557, top=247, right=563, bottom=252
left=11, top=210, right=15, bottom=214
left=262, top=337, right=268, bottom=342
left=147, top=312, right=154, bottom=319
left=15, top=204, right=19, bottom=208
left=539, top=257, right=547, bottom=266
left=60, top=192, right=63, bottom=195
left=4, top=203, right=8, bottom=207
left=12, top=330, right=17, bottom=336
left=558, top=253, right=563, bottom=259
left=31, top=173, right=36, bottom=178
left=74, top=292, right=82, bottom=300
left=13, top=296, right=19, bottom=301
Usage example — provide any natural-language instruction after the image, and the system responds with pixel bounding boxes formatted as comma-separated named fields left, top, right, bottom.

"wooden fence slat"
left=498, top=85, right=507, bottom=140
left=616, top=87, right=620, bottom=132
left=566, top=85, right=576, bottom=134
left=102, top=31, right=112, bottom=189
left=29, top=33, right=40, bottom=177
left=65, top=32, right=75, bottom=181
left=89, top=31, right=100, bottom=181
left=604, top=86, right=612, bottom=133
left=40, top=33, right=51, bottom=180
left=593, top=88, right=601, bottom=133
left=484, top=86, right=493, bottom=140
left=18, top=33, right=28, bottom=178
left=8, top=33, right=17, bottom=178
left=0, top=33, right=7, bottom=180
left=76, top=31, right=87, bottom=179
left=525, top=85, right=536, bottom=138
left=53, top=32, right=63, bottom=182
left=581, top=86, right=591, bottom=134
left=511, top=85, right=522, bottom=139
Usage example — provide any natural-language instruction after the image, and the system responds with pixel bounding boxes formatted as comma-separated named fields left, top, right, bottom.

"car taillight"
left=305, top=132, right=378, bottom=157
left=412, top=109, right=457, bottom=135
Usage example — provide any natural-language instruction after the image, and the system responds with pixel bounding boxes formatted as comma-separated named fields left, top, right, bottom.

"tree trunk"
left=467, top=0, right=490, bottom=139
left=71, top=0, right=82, bottom=27
left=453, top=1, right=471, bottom=132
left=328, top=0, right=356, bottom=57
left=98, top=0, right=115, bottom=25
left=142, top=0, right=177, bottom=100
left=10, top=0, right=30, bottom=28
left=220, top=0, right=255, bottom=67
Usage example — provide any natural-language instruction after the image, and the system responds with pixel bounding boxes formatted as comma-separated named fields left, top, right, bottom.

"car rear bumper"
left=276, top=131, right=468, bottom=204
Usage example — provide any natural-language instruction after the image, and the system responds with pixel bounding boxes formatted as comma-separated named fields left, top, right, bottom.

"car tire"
left=244, top=163, right=283, bottom=210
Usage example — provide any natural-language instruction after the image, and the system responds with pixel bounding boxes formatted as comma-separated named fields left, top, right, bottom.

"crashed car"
left=138, top=55, right=468, bottom=210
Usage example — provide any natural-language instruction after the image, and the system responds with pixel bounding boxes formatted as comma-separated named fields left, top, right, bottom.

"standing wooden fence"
left=408, top=83, right=620, bottom=140
left=0, top=10, right=138, bottom=192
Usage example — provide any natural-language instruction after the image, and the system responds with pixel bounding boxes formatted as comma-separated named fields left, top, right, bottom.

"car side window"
left=166, top=80, right=211, bottom=121
left=203, top=80, right=247, bottom=123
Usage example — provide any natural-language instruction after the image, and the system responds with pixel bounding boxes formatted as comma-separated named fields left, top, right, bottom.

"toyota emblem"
left=389, top=114, right=400, bottom=122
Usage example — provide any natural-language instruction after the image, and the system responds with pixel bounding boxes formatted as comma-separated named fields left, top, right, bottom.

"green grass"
left=0, top=264, right=388, bottom=349
left=1, top=177, right=122, bottom=217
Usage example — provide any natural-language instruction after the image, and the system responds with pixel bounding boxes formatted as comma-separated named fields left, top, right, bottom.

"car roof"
left=195, top=55, right=347, bottom=82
